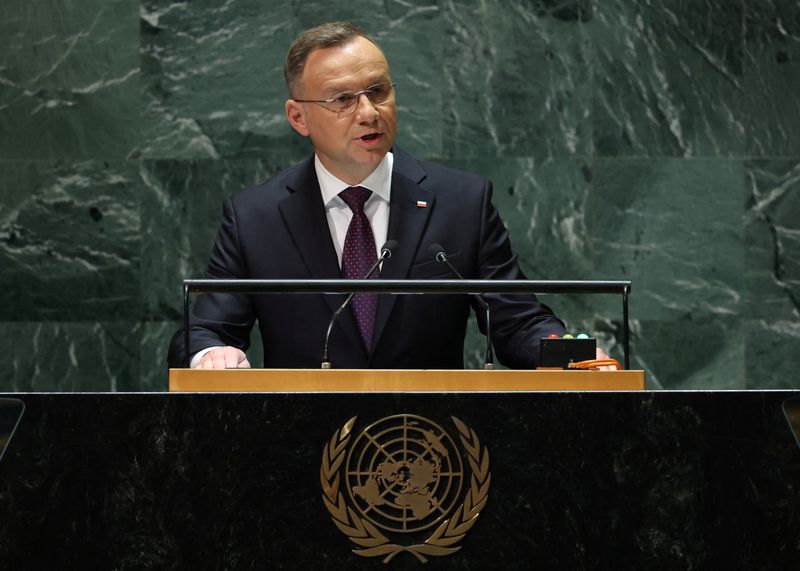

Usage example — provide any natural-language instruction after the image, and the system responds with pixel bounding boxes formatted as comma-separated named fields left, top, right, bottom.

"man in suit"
left=168, top=21, right=567, bottom=370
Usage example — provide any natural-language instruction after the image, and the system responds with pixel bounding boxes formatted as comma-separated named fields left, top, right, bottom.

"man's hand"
left=194, top=346, right=251, bottom=370
left=596, top=346, right=615, bottom=371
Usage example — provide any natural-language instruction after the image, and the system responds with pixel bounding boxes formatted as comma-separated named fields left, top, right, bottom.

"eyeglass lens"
left=337, top=83, right=393, bottom=115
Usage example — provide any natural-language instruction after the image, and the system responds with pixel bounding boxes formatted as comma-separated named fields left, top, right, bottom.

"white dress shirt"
left=191, top=152, right=394, bottom=367
left=316, top=152, right=393, bottom=267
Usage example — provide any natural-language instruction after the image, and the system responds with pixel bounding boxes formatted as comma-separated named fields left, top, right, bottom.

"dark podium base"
left=1, top=391, right=798, bottom=569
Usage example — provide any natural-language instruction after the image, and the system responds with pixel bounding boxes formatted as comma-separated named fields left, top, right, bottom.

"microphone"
left=321, top=240, right=398, bottom=369
left=427, top=243, right=495, bottom=370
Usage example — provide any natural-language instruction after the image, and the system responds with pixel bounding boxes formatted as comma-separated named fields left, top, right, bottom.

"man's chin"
left=319, top=150, right=389, bottom=184
left=352, top=146, right=389, bottom=165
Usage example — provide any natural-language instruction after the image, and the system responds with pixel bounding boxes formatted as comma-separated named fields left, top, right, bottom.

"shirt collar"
left=316, top=152, right=393, bottom=207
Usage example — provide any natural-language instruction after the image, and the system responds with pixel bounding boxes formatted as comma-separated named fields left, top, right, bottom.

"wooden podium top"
left=168, top=368, right=645, bottom=392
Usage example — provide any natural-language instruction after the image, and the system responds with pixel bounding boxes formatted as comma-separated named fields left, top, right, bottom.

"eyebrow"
left=324, top=76, right=390, bottom=96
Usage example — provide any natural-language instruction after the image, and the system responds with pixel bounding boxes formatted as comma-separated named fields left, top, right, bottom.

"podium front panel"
left=0, top=391, right=798, bottom=569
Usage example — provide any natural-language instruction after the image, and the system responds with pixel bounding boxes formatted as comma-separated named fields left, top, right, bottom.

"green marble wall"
left=1, top=0, right=798, bottom=390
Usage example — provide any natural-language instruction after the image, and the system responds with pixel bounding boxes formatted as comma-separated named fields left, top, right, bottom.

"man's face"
left=285, top=36, right=397, bottom=185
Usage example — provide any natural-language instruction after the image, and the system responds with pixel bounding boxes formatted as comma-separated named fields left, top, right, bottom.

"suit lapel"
left=371, top=151, right=434, bottom=356
left=277, top=156, right=366, bottom=359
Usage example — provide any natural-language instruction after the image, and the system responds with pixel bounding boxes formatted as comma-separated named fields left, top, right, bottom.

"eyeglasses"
left=293, top=82, right=396, bottom=118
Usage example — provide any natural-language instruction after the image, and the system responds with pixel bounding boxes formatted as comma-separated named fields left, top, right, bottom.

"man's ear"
left=285, top=99, right=310, bottom=137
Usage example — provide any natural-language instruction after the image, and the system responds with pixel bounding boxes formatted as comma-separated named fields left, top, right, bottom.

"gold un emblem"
left=320, top=414, right=491, bottom=563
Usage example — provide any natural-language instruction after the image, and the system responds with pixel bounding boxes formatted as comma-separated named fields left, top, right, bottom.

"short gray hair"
left=284, top=22, right=380, bottom=97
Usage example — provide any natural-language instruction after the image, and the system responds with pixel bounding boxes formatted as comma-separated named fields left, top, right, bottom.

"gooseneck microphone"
left=321, top=240, right=398, bottom=369
left=428, top=243, right=495, bottom=370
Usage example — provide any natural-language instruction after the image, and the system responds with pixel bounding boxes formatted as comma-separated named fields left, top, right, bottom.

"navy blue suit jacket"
left=168, top=148, right=565, bottom=369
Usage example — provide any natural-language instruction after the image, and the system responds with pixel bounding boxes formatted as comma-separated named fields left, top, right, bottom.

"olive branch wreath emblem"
left=320, top=416, right=491, bottom=563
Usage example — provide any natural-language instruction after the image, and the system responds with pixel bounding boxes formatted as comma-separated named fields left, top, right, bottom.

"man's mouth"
left=360, top=133, right=380, bottom=141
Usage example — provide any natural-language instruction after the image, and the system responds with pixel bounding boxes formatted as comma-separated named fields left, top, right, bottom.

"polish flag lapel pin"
left=416, top=200, right=428, bottom=208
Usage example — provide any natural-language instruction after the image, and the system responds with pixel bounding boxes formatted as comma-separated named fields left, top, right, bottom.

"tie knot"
left=339, top=186, right=372, bottom=212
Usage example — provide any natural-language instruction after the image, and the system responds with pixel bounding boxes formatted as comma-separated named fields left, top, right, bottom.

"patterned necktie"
left=339, top=186, right=379, bottom=351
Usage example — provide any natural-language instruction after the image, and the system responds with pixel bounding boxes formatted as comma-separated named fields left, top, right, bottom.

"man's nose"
left=353, top=92, right=379, bottom=121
